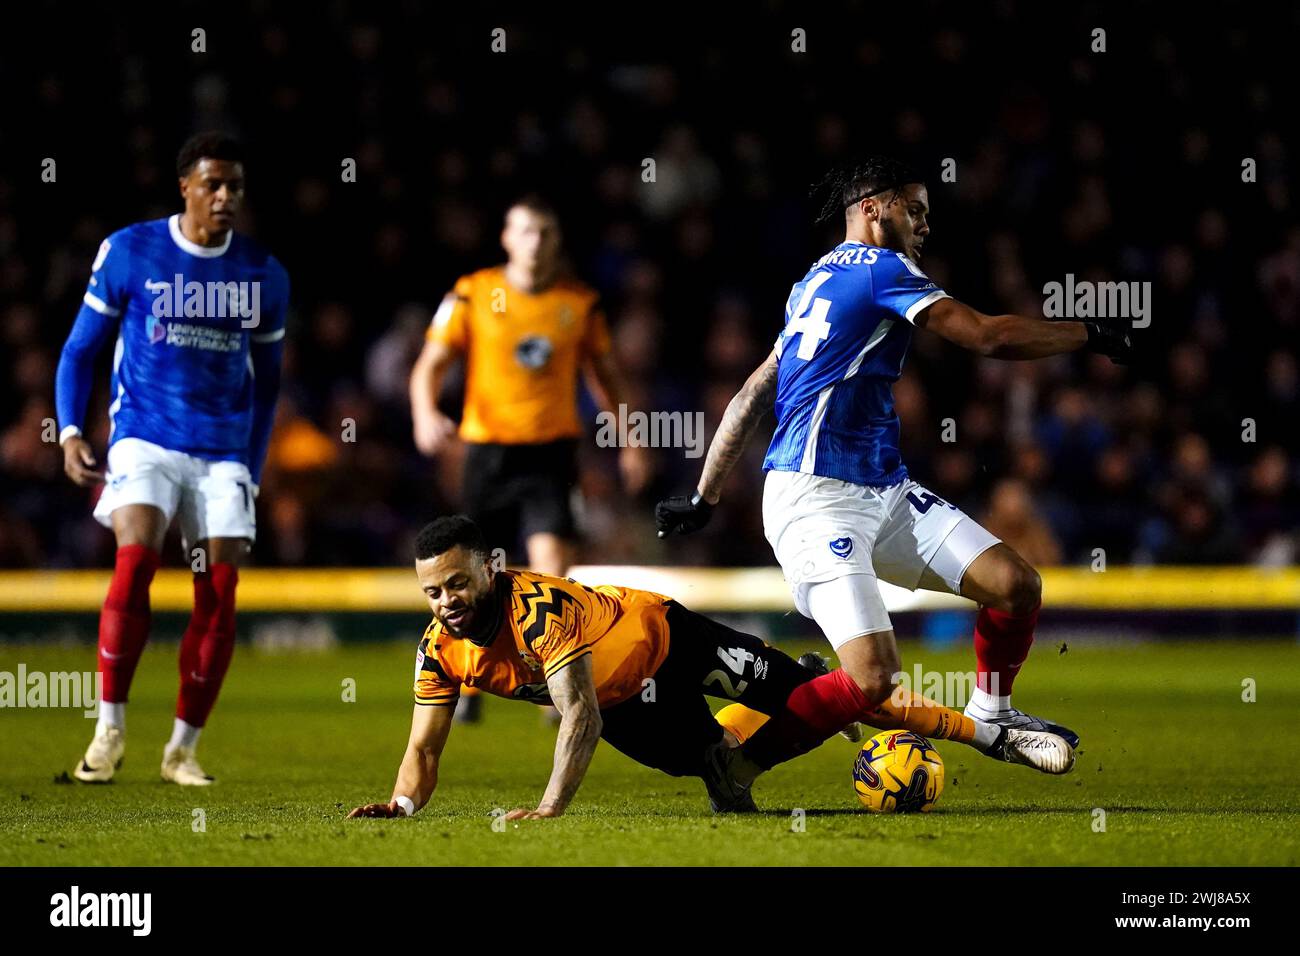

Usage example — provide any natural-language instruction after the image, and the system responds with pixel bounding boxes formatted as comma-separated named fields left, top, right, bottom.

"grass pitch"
left=2, top=636, right=1298, bottom=866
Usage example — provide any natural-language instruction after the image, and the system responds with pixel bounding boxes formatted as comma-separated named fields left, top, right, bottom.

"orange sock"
left=715, top=703, right=770, bottom=745
left=719, top=688, right=980, bottom=747
left=864, top=687, right=978, bottom=744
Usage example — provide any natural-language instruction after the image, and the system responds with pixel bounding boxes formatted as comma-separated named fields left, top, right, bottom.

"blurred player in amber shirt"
left=409, top=196, right=651, bottom=578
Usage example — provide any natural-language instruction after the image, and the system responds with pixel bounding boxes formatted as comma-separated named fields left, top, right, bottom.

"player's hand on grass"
left=347, top=800, right=404, bottom=818
left=504, top=805, right=563, bottom=820
left=1082, top=319, right=1135, bottom=365
left=61, top=435, right=104, bottom=486
left=412, top=410, right=458, bottom=456
left=655, top=491, right=713, bottom=538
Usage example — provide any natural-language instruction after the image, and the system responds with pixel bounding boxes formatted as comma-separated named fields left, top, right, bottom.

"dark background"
left=0, top=1, right=1295, bottom=569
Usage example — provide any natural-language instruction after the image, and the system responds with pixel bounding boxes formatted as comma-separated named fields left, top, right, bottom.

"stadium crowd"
left=1, top=5, right=1296, bottom=569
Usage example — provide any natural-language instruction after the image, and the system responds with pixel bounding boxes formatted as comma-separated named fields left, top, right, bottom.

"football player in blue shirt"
left=55, top=132, right=289, bottom=785
left=658, top=157, right=1133, bottom=801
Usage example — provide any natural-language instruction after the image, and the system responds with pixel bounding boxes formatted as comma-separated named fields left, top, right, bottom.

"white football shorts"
left=93, top=437, right=257, bottom=548
left=762, top=469, right=999, bottom=648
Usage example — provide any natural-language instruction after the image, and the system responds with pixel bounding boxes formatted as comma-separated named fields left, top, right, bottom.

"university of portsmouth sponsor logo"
left=49, top=885, right=152, bottom=936
left=145, top=313, right=167, bottom=344
left=829, top=536, right=854, bottom=558
left=147, top=273, right=262, bottom=329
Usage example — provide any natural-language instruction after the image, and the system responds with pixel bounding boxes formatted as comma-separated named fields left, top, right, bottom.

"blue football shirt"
left=763, top=241, right=949, bottom=486
left=57, top=215, right=289, bottom=466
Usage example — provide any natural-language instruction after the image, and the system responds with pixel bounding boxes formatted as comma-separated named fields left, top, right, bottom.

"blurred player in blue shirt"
left=55, top=132, right=289, bottom=786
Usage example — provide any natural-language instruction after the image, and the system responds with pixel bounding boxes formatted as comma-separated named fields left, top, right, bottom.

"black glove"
left=655, top=491, right=714, bottom=538
left=1083, top=320, right=1134, bottom=365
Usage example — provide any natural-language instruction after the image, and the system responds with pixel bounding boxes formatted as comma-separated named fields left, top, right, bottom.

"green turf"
left=1, top=637, right=1297, bottom=866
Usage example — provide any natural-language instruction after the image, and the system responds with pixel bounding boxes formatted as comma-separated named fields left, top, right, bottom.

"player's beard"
left=440, top=603, right=473, bottom=637
left=879, top=218, right=917, bottom=262
left=441, top=583, right=501, bottom=642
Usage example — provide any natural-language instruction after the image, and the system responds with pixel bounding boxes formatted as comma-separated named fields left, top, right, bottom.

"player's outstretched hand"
left=347, top=800, right=403, bottom=818
left=62, top=436, right=104, bottom=487
left=1083, top=319, right=1135, bottom=365
left=655, top=492, right=714, bottom=538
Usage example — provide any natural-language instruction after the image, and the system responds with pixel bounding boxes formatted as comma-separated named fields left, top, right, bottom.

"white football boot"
left=982, top=726, right=1076, bottom=774
left=161, top=743, right=215, bottom=786
left=964, top=700, right=1081, bottom=749
left=74, top=727, right=125, bottom=783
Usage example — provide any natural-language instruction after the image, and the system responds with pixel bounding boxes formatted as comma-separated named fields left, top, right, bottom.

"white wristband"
left=58, top=425, right=82, bottom=446
left=394, top=795, right=416, bottom=817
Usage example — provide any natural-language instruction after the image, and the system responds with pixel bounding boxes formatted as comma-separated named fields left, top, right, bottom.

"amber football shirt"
left=414, top=569, right=671, bottom=709
left=427, top=266, right=611, bottom=445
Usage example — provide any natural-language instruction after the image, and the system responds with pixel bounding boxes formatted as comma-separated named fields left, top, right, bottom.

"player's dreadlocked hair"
left=176, top=131, right=246, bottom=177
left=812, top=156, right=924, bottom=223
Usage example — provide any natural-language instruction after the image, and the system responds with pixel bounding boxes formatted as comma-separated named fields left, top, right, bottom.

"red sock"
left=98, top=544, right=161, bottom=702
left=176, top=563, right=238, bottom=728
left=741, top=669, right=869, bottom=769
left=973, top=603, right=1039, bottom=698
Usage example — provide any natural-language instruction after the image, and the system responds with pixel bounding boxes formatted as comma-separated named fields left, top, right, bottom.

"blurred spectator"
left=0, top=4, right=1295, bottom=569
left=982, top=478, right=1063, bottom=567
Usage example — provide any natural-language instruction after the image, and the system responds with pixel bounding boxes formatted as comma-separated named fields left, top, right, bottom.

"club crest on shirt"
left=519, top=649, right=542, bottom=671
left=829, top=536, right=854, bottom=558
left=515, top=335, right=553, bottom=370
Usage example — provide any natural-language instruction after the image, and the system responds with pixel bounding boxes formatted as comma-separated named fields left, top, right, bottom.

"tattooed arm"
left=697, top=350, right=779, bottom=504
left=505, top=654, right=602, bottom=820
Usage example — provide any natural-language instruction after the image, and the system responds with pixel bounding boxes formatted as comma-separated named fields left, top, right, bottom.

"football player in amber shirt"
left=347, top=516, right=1037, bottom=820
left=408, top=196, right=651, bottom=579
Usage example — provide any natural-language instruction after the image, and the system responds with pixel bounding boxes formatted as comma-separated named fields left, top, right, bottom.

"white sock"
left=970, top=718, right=1001, bottom=750
left=969, top=688, right=1011, bottom=715
left=167, top=718, right=202, bottom=751
left=97, top=701, right=126, bottom=735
